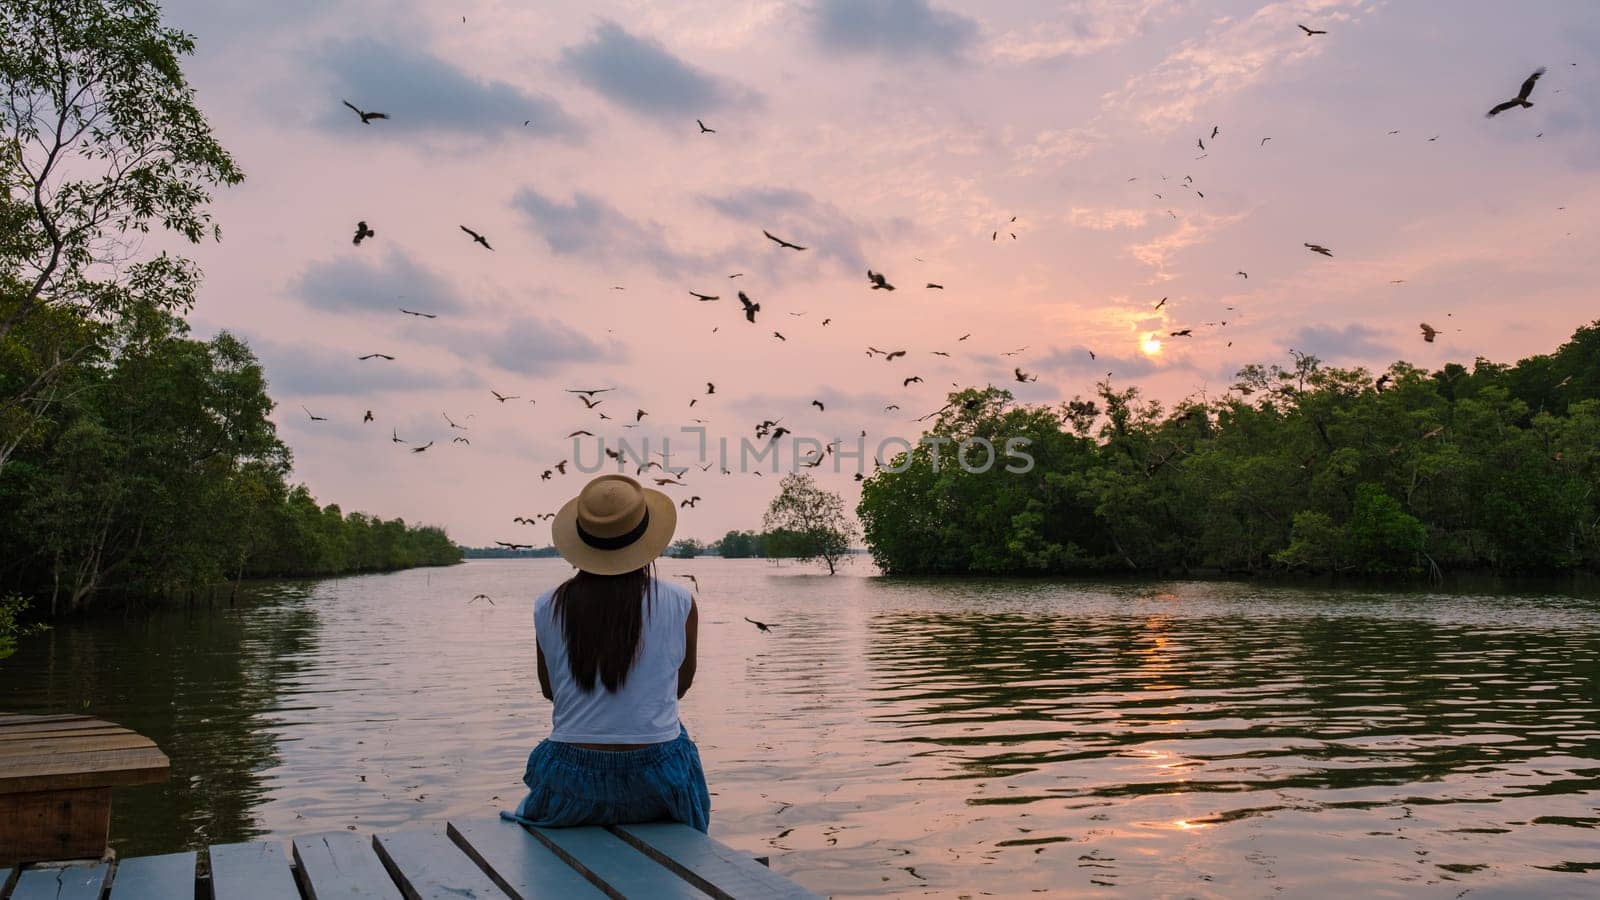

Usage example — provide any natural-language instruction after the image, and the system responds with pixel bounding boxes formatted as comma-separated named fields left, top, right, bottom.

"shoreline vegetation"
left=0, top=1, right=459, bottom=634
left=858, top=322, right=1600, bottom=579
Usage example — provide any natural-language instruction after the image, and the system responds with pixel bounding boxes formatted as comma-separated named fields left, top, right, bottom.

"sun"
left=1141, top=335, right=1164, bottom=356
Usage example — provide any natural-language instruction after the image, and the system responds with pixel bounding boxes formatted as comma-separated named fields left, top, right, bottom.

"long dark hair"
left=551, top=562, right=655, bottom=692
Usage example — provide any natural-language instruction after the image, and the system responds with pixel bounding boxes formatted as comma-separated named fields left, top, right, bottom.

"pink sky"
left=159, top=0, right=1600, bottom=545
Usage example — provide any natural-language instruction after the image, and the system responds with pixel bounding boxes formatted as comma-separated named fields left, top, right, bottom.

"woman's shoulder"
left=650, top=577, right=694, bottom=608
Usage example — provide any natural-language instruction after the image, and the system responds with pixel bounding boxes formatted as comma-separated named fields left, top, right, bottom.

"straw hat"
left=551, top=474, right=678, bottom=575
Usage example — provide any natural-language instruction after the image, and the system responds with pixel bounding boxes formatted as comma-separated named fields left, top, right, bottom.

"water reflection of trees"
left=863, top=606, right=1600, bottom=799
left=0, top=584, right=319, bottom=854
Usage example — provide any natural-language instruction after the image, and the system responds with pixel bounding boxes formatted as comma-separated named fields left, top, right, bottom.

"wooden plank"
left=108, top=851, right=197, bottom=900
left=9, top=861, right=111, bottom=900
left=209, top=841, right=299, bottom=900
left=0, top=714, right=94, bottom=727
left=0, top=733, right=156, bottom=759
left=0, top=748, right=169, bottom=794
left=372, top=828, right=510, bottom=900
left=0, top=722, right=129, bottom=741
left=613, top=825, right=821, bottom=900
left=0, top=787, right=111, bottom=864
left=292, top=832, right=402, bottom=900
left=445, top=820, right=607, bottom=900
left=531, top=827, right=709, bottom=900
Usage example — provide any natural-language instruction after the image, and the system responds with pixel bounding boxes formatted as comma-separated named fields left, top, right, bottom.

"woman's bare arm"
left=536, top=641, right=553, bottom=701
left=678, top=597, right=699, bottom=699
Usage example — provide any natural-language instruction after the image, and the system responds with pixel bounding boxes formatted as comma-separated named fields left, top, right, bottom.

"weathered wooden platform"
left=0, top=817, right=820, bottom=899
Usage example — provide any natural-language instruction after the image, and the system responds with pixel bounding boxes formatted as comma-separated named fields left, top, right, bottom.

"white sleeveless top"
left=534, top=577, right=692, bottom=744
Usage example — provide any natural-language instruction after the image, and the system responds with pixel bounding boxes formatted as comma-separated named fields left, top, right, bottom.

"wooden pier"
left=0, top=816, right=820, bottom=899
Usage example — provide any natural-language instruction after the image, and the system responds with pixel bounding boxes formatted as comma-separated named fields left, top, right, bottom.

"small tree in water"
left=763, top=473, right=856, bottom=574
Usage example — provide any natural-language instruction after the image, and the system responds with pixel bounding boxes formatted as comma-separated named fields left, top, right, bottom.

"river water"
left=2, top=559, right=1598, bottom=897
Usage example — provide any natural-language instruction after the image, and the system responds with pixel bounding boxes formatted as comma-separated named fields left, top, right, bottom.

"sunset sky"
left=158, top=0, right=1599, bottom=544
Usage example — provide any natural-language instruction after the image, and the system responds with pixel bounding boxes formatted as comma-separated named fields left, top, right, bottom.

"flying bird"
left=358, top=353, right=394, bottom=361
left=697, top=119, right=715, bottom=133
left=738, top=291, right=760, bottom=323
left=636, top=409, right=648, bottom=422
left=363, top=410, right=373, bottom=423
left=772, top=330, right=787, bottom=341
left=1375, top=374, right=1391, bottom=392
left=578, top=395, right=603, bottom=409
left=453, top=436, right=470, bottom=445
left=884, top=350, right=907, bottom=361
left=411, top=442, right=433, bottom=453
left=399, top=308, right=437, bottom=318
left=352, top=221, right=375, bottom=245
left=868, top=270, right=895, bottom=290
left=1304, top=243, right=1333, bottom=257
left=763, top=230, right=806, bottom=251
left=391, top=428, right=404, bottom=443
left=811, top=400, right=825, bottom=411
left=342, top=100, right=389, bottom=124
left=1210, top=125, right=1220, bottom=139
left=903, top=376, right=923, bottom=386
left=1154, top=297, right=1168, bottom=310
left=491, top=390, right=519, bottom=403
left=689, top=291, right=719, bottom=301
left=1260, top=137, right=1272, bottom=146
left=1420, top=323, right=1439, bottom=343
left=1297, top=24, right=1326, bottom=36
left=302, top=406, right=326, bottom=422
left=1014, top=367, right=1036, bottom=383
left=680, top=496, right=701, bottom=508
left=495, top=541, right=532, bottom=551
left=1486, top=67, right=1545, bottom=117
left=567, top=430, right=594, bottom=438
left=744, top=616, right=775, bottom=632
left=443, top=413, right=468, bottom=430
left=460, top=225, right=493, bottom=250
left=1170, top=329, right=1193, bottom=337
left=1236, top=271, right=1248, bottom=279
left=469, top=594, right=495, bottom=605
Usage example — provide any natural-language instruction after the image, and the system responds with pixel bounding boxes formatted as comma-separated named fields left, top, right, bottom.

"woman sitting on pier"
left=504, top=474, right=710, bottom=832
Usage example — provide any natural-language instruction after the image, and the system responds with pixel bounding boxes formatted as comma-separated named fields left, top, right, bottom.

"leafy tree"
left=764, top=473, right=856, bottom=574
left=1, top=0, right=243, bottom=470
left=714, top=530, right=762, bottom=558
left=667, top=538, right=705, bottom=559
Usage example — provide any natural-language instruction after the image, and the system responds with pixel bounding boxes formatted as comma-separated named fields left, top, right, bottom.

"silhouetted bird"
left=495, top=541, right=532, bottom=550
left=1154, top=297, right=1168, bottom=310
left=1375, top=374, right=1391, bottom=392
left=491, top=390, right=518, bottom=402
left=460, top=225, right=493, bottom=250
left=1420, top=323, right=1439, bottom=343
left=363, top=410, right=374, bottom=422
left=342, top=100, right=389, bottom=123
left=353, top=221, right=375, bottom=245
left=399, top=308, right=437, bottom=318
left=1014, top=367, right=1036, bottom=383
left=303, top=406, right=326, bottom=421
left=868, top=270, right=895, bottom=290
left=1297, top=24, right=1326, bottom=36
left=697, top=119, right=715, bottom=133
left=391, top=428, right=404, bottom=443
left=1486, top=68, right=1545, bottom=117
left=739, top=292, right=760, bottom=323
left=567, top=430, right=594, bottom=438
left=904, top=376, right=923, bottom=386
left=744, top=616, right=775, bottom=632
left=926, top=283, right=943, bottom=289
left=763, top=230, right=806, bottom=251
left=1169, top=329, right=1193, bottom=337
left=469, top=594, right=495, bottom=605
left=1305, top=243, right=1333, bottom=257
left=359, top=353, right=395, bottom=360
left=689, top=291, right=719, bottom=301
left=680, top=496, right=701, bottom=508
left=411, top=442, right=433, bottom=453
left=812, top=400, right=825, bottom=411
left=773, top=331, right=786, bottom=341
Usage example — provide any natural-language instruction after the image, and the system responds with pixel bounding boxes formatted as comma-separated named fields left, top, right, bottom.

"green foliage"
left=859, top=326, right=1600, bottom=578
left=713, top=530, right=763, bottom=558
left=0, top=593, right=47, bottom=659
left=0, top=313, right=460, bottom=615
left=763, top=472, right=857, bottom=574
left=1, top=0, right=243, bottom=467
left=667, top=538, right=705, bottom=559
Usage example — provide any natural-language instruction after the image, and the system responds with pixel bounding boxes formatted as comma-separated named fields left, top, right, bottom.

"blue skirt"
left=501, top=726, right=711, bottom=833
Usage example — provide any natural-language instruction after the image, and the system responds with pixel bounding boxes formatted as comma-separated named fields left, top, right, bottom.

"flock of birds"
left=300, top=25, right=1566, bottom=612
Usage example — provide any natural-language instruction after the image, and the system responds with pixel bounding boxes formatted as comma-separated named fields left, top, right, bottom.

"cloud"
left=254, top=340, right=485, bottom=397
left=512, top=188, right=705, bottom=277
left=316, top=38, right=580, bottom=139
left=559, top=21, right=756, bottom=122
left=809, top=0, right=979, bottom=60
left=702, top=186, right=899, bottom=275
left=1287, top=324, right=1396, bottom=362
left=1034, top=344, right=1162, bottom=378
left=438, top=315, right=615, bottom=377
left=290, top=248, right=465, bottom=315
left=990, top=1, right=1178, bottom=63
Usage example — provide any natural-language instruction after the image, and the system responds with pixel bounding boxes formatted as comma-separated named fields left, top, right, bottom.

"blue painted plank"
left=9, top=861, right=110, bottom=900
left=372, top=827, right=510, bottom=900
left=109, top=851, right=197, bottom=900
left=532, top=827, right=709, bottom=899
left=293, top=832, right=401, bottom=900
left=208, top=841, right=299, bottom=900
left=614, top=824, right=821, bottom=900
left=1, top=867, right=12, bottom=897
left=446, top=819, right=606, bottom=900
